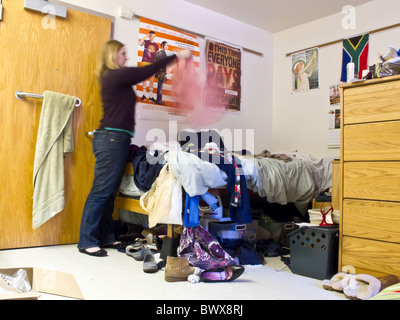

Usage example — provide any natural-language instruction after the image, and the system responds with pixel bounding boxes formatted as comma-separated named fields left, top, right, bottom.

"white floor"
left=0, top=244, right=346, bottom=301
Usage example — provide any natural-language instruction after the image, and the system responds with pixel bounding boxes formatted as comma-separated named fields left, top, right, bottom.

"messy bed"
left=117, top=130, right=334, bottom=227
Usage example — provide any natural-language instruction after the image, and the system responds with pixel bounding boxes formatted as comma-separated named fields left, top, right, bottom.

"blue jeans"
left=78, top=129, right=131, bottom=249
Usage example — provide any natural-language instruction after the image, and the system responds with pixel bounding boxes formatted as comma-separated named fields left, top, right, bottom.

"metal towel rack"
left=15, top=90, right=81, bottom=107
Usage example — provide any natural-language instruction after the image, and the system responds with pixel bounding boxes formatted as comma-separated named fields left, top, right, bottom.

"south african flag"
left=340, top=34, right=369, bottom=82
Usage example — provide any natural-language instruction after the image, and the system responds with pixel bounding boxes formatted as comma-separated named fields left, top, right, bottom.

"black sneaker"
left=141, top=95, right=147, bottom=101
left=149, top=97, right=156, bottom=103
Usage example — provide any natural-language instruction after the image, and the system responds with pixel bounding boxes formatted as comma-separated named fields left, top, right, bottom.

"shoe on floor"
left=165, top=256, right=196, bottom=282
left=125, top=243, right=146, bottom=261
left=103, top=242, right=124, bottom=250
left=79, top=248, right=108, bottom=257
left=143, top=248, right=158, bottom=273
left=200, top=265, right=244, bottom=282
left=322, top=272, right=352, bottom=292
left=343, top=274, right=399, bottom=300
left=141, top=95, right=147, bottom=101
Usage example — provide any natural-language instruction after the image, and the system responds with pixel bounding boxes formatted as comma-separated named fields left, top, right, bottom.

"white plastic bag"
left=0, top=269, right=32, bottom=294
left=140, top=165, right=182, bottom=227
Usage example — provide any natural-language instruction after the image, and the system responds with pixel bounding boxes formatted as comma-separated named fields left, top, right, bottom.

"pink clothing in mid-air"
left=172, top=57, right=224, bottom=128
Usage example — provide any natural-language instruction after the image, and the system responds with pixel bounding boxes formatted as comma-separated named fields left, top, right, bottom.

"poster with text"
left=327, top=84, right=341, bottom=148
left=136, top=17, right=200, bottom=119
left=292, top=48, right=319, bottom=93
left=205, top=38, right=242, bottom=112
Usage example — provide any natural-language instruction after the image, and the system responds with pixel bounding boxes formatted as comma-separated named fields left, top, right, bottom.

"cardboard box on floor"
left=0, top=267, right=84, bottom=300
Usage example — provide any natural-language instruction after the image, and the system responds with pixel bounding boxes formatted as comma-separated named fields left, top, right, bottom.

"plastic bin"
left=288, top=226, right=339, bottom=280
left=258, top=218, right=285, bottom=242
left=199, top=216, right=231, bottom=231
left=209, top=220, right=258, bottom=242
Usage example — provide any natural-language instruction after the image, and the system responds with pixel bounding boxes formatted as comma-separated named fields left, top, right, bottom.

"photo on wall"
left=292, top=48, right=319, bottom=93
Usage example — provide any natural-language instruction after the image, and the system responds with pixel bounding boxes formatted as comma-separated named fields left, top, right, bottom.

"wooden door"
left=0, top=1, right=111, bottom=249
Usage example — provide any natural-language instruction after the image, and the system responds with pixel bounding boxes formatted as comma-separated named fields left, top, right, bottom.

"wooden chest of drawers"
left=340, top=75, right=400, bottom=277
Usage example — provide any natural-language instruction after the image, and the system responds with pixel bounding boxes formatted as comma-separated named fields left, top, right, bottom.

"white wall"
left=273, top=0, right=400, bottom=158
left=36, top=0, right=400, bottom=158
left=56, top=0, right=274, bottom=154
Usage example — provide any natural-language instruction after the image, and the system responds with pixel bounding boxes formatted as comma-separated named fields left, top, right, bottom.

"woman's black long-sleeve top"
left=99, top=54, right=177, bottom=133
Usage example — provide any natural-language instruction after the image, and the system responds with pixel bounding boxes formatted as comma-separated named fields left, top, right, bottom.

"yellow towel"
left=32, top=91, right=76, bottom=229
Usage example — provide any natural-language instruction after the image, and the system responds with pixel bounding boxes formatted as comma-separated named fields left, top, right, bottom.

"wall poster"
left=327, top=84, right=340, bottom=148
left=292, top=48, right=319, bottom=93
left=205, top=38, right=242, bottom=112
left=136, top=17, right=200, bottom=120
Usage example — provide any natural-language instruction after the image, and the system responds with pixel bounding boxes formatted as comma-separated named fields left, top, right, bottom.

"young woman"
left=78, top=40, right=190, bottom=256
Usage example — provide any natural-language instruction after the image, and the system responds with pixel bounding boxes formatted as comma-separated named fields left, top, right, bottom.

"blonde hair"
left=96, top=40, right=125, bottom=79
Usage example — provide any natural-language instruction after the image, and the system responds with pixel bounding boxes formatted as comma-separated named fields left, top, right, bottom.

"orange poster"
left=136, top=17, right=200, bottom=117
